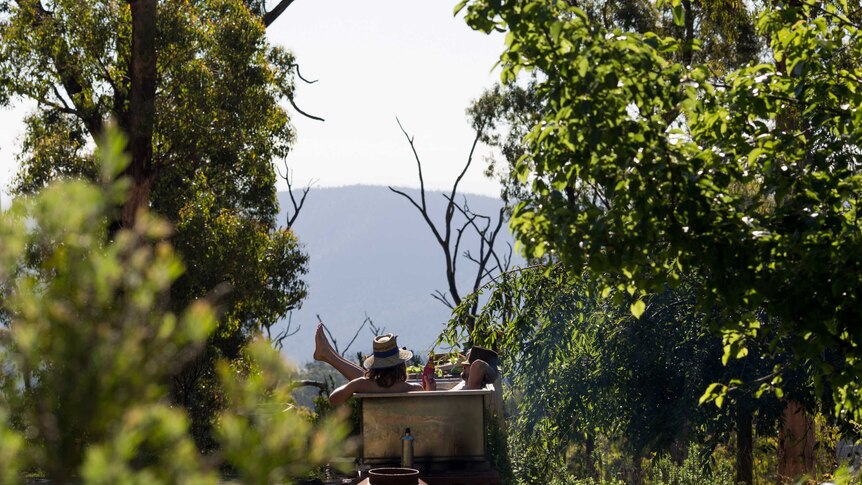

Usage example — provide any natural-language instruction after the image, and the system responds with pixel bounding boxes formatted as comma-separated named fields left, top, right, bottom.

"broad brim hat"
left=364, top=334, right=413, bottom=369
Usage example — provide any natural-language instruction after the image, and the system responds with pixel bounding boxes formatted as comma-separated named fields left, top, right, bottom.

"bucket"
left=367, top=467, right=421, bottom=485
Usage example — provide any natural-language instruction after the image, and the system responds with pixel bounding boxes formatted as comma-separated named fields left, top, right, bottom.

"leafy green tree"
left=458, top=0, right=862, bottom=418
left=471, top=0, right=763, bottom=205
left=0, top=129, right=348, bottom=483
left=0, top=0, right=309, bottom=447
left=442, top=265, right=824, bottom=484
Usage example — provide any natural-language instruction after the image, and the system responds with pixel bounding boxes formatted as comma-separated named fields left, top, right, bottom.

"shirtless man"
left=314, top=325, right=421, bottom=405
left=313, top=324, right=496, bottom=405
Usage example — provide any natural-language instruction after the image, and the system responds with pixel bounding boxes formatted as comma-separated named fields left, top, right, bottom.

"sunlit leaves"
left=698, top=382, right=727, bottom=408
left=630, top=299, right=646, bottom=319
left=0, top=129, right=346, bottom=481
left=81, top=406, right=218, bottom=485
left=1, top=0, right=311, bottom=445
left=0, top=129, right=215, bottom=479
left=216, top=340, right=353, bottom=483
left=442, top=265, right=788, bottom=483
left=461, top=0, right=862, bottom=419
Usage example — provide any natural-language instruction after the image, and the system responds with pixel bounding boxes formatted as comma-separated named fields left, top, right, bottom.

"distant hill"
left=274, top=184, right=519, bottom=366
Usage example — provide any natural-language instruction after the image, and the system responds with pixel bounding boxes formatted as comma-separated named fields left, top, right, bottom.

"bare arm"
left=456, top=360, right=493, bottom=391
left=329, top=378, right=367, bottom=406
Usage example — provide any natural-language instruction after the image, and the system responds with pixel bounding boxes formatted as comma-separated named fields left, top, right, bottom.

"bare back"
left=329, top=376, right=423, bottom=405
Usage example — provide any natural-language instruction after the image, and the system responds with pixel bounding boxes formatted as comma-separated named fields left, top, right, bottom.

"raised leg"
left=314, top=323, right=364, bottom=380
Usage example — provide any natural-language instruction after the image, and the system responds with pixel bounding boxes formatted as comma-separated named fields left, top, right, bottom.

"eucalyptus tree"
left=458, top=0, right=862, bottom=424
left=0, top=130, right=349, bottom=481
left=471, top=0, right=762, bottom=206
left=0, top=0, right=309, bottom=448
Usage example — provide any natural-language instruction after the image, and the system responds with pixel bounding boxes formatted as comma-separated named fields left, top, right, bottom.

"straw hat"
left=363, top=334, right=413, bottom=369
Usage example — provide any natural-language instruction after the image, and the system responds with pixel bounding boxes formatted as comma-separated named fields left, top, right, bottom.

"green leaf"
left=699, top=383, right=721, bottom=405
left=578, top=57, right=589, bottom=77
left=550, top=21, right=563, bottom=42
left=630, top=299, right=646, bottom=319
left=672, top=5, right=685, bottom=27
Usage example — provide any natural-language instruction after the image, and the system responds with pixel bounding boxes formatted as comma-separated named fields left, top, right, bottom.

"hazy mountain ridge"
left=274, top=184, right=516, bottom=365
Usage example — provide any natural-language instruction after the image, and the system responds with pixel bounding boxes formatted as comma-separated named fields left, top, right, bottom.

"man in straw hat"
left=313, top=324, right=497, bottom=405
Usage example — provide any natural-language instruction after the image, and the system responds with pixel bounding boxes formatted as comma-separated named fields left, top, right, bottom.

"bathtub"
left=354, top=383, right=498, bottom=469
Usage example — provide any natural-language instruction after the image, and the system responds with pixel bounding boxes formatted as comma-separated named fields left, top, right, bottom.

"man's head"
left=460, top=347, right=500, bottom=384
left=365, top=362, right=408, bottom=388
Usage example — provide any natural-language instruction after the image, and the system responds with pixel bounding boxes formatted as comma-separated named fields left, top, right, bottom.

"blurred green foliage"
left=217, top=341, right=351, bottom=484
left=0, top=129, right=348, bottom=483
left=441, top=263, right=861, bottom=483
left=0, top=0, right=309, bottom=449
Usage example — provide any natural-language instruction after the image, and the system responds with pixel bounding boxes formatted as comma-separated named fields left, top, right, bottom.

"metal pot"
left=367, top=467, right=421, bottom=485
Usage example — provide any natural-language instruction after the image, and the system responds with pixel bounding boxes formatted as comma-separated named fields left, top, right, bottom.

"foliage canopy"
left=0, top=130, right=348, bottom=483
left=458, top=0, right=862, bottom=416
left=441, top=264, right=819, bottom=483
left=0, top=0, right=309, bottom=446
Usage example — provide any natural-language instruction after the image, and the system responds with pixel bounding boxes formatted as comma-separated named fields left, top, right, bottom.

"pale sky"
left=0, top=1, right=506, bottom=207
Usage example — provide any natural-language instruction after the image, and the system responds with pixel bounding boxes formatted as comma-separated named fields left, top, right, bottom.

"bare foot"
left=313, top=323, right=335, bottom=362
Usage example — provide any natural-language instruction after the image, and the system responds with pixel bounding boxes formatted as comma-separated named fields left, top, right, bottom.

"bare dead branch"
left=388, top=186, right=446, bottom=247
left=452, top=210, right=479, bottom=278
left=275, top=160, right=314, bottom=229
left=315, top=314, right=378, bottom=357
left=296, top=380, right=327, bottom=396
left=263, top=0, right=298, bottom=27
left=388, top=186, right=425, bottom=220
left=445, top=195, right=508, bottom=283
left=367, top=316, right=386, bottom=336
left=396, top=117, right=428, bottom=212
left=391, top=121, right=512, bottom=333
left=502, top=242, right=513, bottom=272
left=292, top=64, right=318, bottom=84
left=432, top=290, right=454, bottom=309
left=449, top=130, right=482, bottom=209
left=340, top=315, right=370, bottom=358
left=266, top=311, right=300, bottom=351
left=287, top=94, right=325, bottom=122
left=464, top=250, right=502, bottom=283
left=471, top=208, right=506, bottom=292
left=392, top=119, right=467, bottom=307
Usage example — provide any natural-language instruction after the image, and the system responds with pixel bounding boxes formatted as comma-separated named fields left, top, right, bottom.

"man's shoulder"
left=349, top=377, right=380, bottom=392
left=351, top=379, right=422, bottom=394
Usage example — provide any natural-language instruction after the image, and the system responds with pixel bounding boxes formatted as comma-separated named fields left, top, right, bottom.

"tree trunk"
left=736, top=406, right=753, bottom=485
left=631, top=454, right=644, bottom=485
left=681, top=0, right=695, bottom=66
left=669, top=420, right=690, bottom=465
left=777, top=400, right=814, bottom=483
left=123, top=0, right=158, bottom=227
left=585, top=432, right=596, bottom=478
